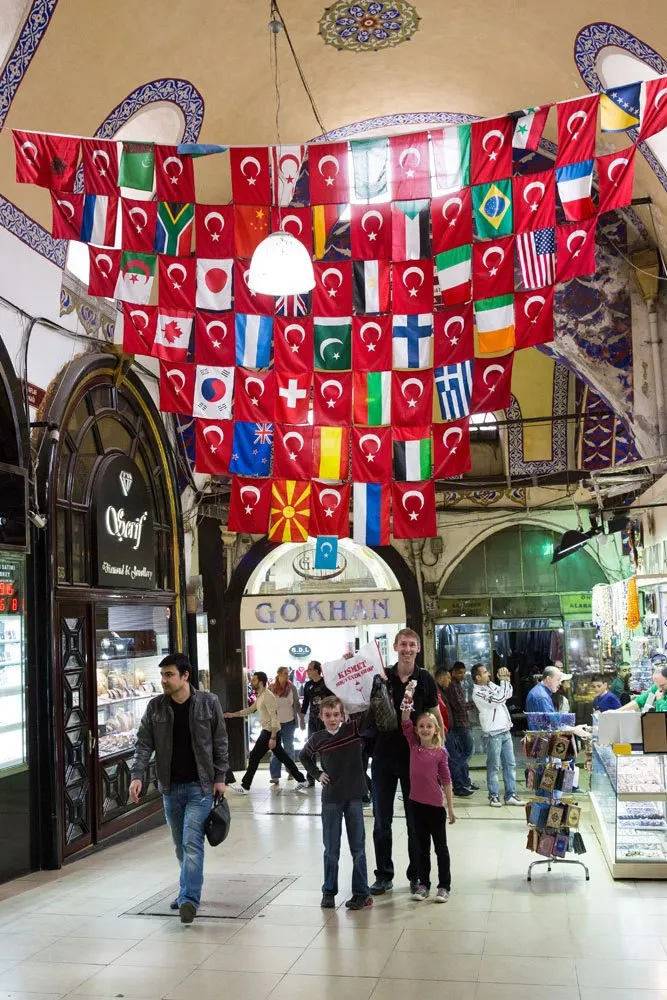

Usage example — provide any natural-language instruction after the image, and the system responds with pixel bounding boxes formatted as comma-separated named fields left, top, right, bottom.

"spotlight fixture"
left=551, top=527, right=598, bottom=564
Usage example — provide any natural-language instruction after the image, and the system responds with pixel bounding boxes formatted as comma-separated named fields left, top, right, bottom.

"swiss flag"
left=195, top=204, right=234, bottom=258
left=313, top=262, right=353, bottom=317
left=158, top=256, right=196, bottom=309
left=270, top=207, right=313, bottom=254
left=556, top=219, right=596, bottom=282
left=196, top=258, right=233, bottom=311
left=82, top=138, right=119, bottom=195
left=515, top=287, right=555, bottom=349
left=195, top=311, right=236, bottom=366
left=194, top=419, right=233, bottom=475
left=389, top=131, right=430, bottom=200
left=392, top=371, right=433, bottom=427
left=352, top=315, right=392, bottom=372
left=13, top=131, right=79, bottom=190
left=513, top=170, right=556, bottom=234
left=230, top=147, right=271, bottom=205
left=392, top=260, right=435, bottom=313
left=228, top=476, right=271, bottom=534
left=88, top=247, right=120, bottom=297
left=159, top=361, right=195, bottom=414
left=274, top=317, right=314, bottom=373
left=309, top=142, right=350, bottom=204
left=470, top=355, right=514, bottom=414
left=50, top=192, right=83, bottom=239
left=434, top=303, right=474, bottom=365
left=639, top=79, right=667, bottom=140
left=597, top=147, right=636, bottom=214
left=313, top=371, right=352, bottom=426
left=121, top=303, right=157, bottom=356
left=433, top=418, right=471, bottom=477
left=556, top=95, right=599, bottom=167
left=351, top=426, right=392, bottom=483
left=431, top=189, right=473, bottom=255
left=273, top=424, right=314, bottom=479
left=121, top=198, right=158, bottom=253
left=310, top=480, right=351, bottom=538
left=472, top=235, right=514, bottom=299
left=470, top=117, right=513, bottom=185
left=392, top=481, right=437, bottom=539
left=275, top=371, right=312, bottom=424
left=233, top=260, right=274, bottom=315
left=234, top=367, right=275, bottom=422
left=155, top=146, right=196, bottom=202
left=350, top=204, right=392, bottom=260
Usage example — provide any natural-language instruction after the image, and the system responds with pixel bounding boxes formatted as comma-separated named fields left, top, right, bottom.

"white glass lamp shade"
left=247, top=232, right=316, bottom=295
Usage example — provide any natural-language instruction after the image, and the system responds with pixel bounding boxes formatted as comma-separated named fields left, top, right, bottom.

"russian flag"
left=555, top=160, right=595, bottom=222
left=80, top=194, right=118, bottom=247
left=235, top=314, right=273, bottom=368
left=353, top=483, right=390, bottom=546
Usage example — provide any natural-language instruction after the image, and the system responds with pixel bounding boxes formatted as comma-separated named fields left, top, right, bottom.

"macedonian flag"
left=268, top=480, right=311, bottom=543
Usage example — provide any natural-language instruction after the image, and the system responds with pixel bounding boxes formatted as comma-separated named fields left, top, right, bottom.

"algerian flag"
left=431, top=124, right=470, bottom=192
left=436, top=245, right=472, bottom=302
left=119, top=142, right=155, bottom=191
left=114, top=251, right=156, bottom=304
left=474, top=294, right=515, bottom=354
left=351, top=138, right=388, bottom=201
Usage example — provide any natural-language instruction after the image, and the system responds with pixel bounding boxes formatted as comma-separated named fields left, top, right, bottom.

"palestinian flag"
left=436, top=245, right=472, bottom=305
left=353, top=371, right=391, bottom=425
left=313, top=426, right=350, bottom=480
left=154, top=201, right=194, bottom=256
left=474, top=294, right=515, bottom=354
left=353, top=260, right=390, bottom=314
left=393, top=427, right=432, bottom=482
left=391, top=199, right=431, bottom=261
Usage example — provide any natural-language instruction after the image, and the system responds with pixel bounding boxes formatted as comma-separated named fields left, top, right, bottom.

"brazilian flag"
left=472, top=179, right=513, bottom=239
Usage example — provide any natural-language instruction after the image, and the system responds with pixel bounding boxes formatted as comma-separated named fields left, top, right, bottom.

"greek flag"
left=434, top=361, right=473, bottom=420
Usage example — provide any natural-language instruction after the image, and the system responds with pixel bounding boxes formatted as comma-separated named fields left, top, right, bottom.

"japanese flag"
left=196, top=258, right=233, bottom=310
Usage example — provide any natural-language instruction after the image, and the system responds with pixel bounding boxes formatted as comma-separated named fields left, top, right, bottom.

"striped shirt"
left=299, top=713, right=371, bottom=803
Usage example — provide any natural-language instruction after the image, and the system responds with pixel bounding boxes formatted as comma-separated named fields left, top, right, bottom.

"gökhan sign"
left=241, top=590, right=406, bottom=630
left=94, top=454, right=155, bottom=590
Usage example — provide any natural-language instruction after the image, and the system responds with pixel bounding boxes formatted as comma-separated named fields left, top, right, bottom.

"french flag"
left=352, top=483, right=390, bottom=546
left=80, top=194, right=118, bottom=247
left=555, top=160, right=595, bottom=222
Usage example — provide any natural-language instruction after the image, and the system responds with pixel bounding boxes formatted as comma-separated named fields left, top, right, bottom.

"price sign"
left=0, top=564, right=20, bottom=613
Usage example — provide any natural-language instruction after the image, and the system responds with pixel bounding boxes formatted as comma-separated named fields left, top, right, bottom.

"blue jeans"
left=446, top=727, right=473, bottom=790
left=483, top=731, right=517, bottom=801
left=322, top=799, right=369, bottom=897
left=163, top=783, right=212, bottom=909
left=270, top=719, right=297, bottom=778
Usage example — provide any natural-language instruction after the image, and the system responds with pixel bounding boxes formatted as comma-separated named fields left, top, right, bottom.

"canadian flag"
left=152, top=310, right=194, bottom=362
left=196, top=259, right=233, bottom=311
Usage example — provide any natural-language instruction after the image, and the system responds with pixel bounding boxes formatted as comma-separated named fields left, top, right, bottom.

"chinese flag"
left=470, top=117, right=513, bottom=185
left=274, top=371, right=312, bottom=425
left=230, top=147, right=271, bottom=205
left=268, top=480, right=311, bottom=543
left=121, top=198, right=158, bottom=253
left=88, top=246, right=120, bottom=297
left=155, top=146, right=196, bottom=202
left=310, top=480, right=350, bottom=538
left=234, top=367, right=276, bottom=422
left=515, top=287, right=555, bottom=349
left=597, top=147, right=636, bottom=214
left=470, top=355, right=514, bottom=415
left=431, top=189, right=473, bottom=255
left=228, top=476, right=271, bottom=534
left=351, top=426, right=392, bottom=483
left=195, top=311, right=236, bottom=366
left=392, top=480, right=437, bottom=539
left=313, top=261, right=353, bottom=317
left=82, top=138, right=119, bottom=195
left=392, top=370, right=434, bottom=426
left=195, top=204, right=235, bottom=258
left=50, top=192, right=83, bottom=239
left=556, top=95, right=599, bottom=166
left=389, top=131, right=431, bottom=200
left=392, top=260, right=435, bottom=313
left=472, top=236, right=514, bottom=299
left=556, top=219, right=596, bottom=282
left=194, top=419, right=233, bottom=475
left=158, top=361, right=195, bottom=414
left=350, top=203, right=392, bottom=260
left=121, top=303, right=157, bottom=356
left=234, top=205, right=270, bottom=258
left=513, top=170, right=556, bottom=234
left=309, top=142, right=350, bottom=204
left=274, top=317, right=314, bottom=373
left=13, top=131, right=79, bottom=189
left=434, top=303, right=474, bottom=366
left=273, top=424, right=314, bottom=480
left=233, top=259, right=274, bottom=316
left=352, top=315, right=392, bottom=372
left=313, top=371, right=353, bottom=426
left=271, top=206, right=313, bottom=254
left=158, top=256, right=196, bottom=310
left=433, top=418, right=471, bottom=477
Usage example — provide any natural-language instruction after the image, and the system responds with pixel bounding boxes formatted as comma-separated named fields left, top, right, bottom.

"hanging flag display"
left=228, top=476, right=271, bottom=533
left=351, top=426, right=392, bottom=483
left=82, top=139, right=119, bottom=196
left=273, top=424, right=314, bottom=479
left=271, top=145, right=306, bottom=206
left=555, top=160, right=595, bottom=221
left=274, top=317, right=314, bottom=373
left=556, top=95, right=599, bottom=167
left=14, top=131, right=80, bottom=189
left=431, top=189, right=472, bottom=255
left=313, top=426, right=350, bottom=481
left=352, top=482, right=390, bottom=545
left=391, top=314, right=433, bottom=369
left=350, top=137, right=388, bottom=201
left=352, top=315, right=393, bottom=372
left=154, top=201, right=194, bottom=256
left=195, top=204, right=235, bottom=258
left=472, top=235, right=514, bottom=299
left=431, top=124, right=471, bottom=193
left=393, top=427, right=433, bottom=482
left=119, top=142, right=155, bottom=192
left=350, top=204, right=392, bottom=260
left=155, top=145, right=196, bottom=202
left=353, top=371, right=391, bottom=426
left=158, top=256, right=196, bottom=310
left=194, top=419, right=233, bottom=475
left=391, top=200, right=431, bottom=261
left=512, top=170, right=556, bottom=234
left=433, top=419, right=471, bottom=477
left=353, top=260, right=390, bottom=314
left=313, top=371, right=353, bottom=426
left=392, top=480, right=437, bottom=539
left=509, top=106, right=550, bottom=151
left=234, top=367, right=275, bottom=422
left=474, top=294, right=515, bottom=355
left=309, top=142, right=351, bottom=204
left=389, top=132, right=431, bottom=200
left=310, top=481, right=350, bottom=538
left=230, top=147, right=271, bottom=205
left=121, top=198, right=157, bottom=253
left=434, top=304, right=474, bottom=366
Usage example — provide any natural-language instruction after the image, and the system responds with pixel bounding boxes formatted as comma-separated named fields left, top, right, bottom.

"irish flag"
left=474, top=294, right=515, bottom=354
left=353, top=371, right=391, bottom=426
left=436, top=245, right=472, bottom=305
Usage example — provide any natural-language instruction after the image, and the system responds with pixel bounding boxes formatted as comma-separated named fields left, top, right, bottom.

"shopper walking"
left=269, top=666, right=302, bottom=785
left=225, top=671, right=308, bottom=793
left=437, top=663, right=474, bottom=797
left=301, top=660, right=333, bottom=786
left=129, top=653, right=228, bottom=924
left=471, top=663, right=524, bottom=808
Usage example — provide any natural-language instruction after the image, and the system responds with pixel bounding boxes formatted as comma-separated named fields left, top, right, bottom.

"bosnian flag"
left=555, top=159, right=595, bottom=222
left=352, top=482, right=390, bottom=546
left=80, top=194, right=118, bottom=247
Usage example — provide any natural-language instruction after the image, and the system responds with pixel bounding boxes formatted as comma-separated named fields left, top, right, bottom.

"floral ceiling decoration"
left=319, top=0, right=420, bottom=53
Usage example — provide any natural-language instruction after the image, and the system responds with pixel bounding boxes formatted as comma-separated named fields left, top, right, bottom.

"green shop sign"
left=560, top=593, right=593, bottom=620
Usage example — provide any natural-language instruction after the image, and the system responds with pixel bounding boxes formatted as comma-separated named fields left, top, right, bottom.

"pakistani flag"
left=114, top=251, right=156, bottom=304
left=314, top=317, right=352, bottom=371
left=432, top=124, right=471, bottom=192
left=119, top=142, right=155, bottom=192
left=353, top=371, right=391, bottom=425
left=472, top=180, right=513, bottom=238
left=436, top=244, right=472, bottom=305
left=474, top=294, right=515, bottom=354
left=351, top=138, right=388, bottom=201
left=393, top=431, right=432, bottom=482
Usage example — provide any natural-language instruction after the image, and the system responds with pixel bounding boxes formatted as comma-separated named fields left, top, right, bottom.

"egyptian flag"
left=391, top=200, right=431, bottom=261
left=353, top=260, right=391, bottom=314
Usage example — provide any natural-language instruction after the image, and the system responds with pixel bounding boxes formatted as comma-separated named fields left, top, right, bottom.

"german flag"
left=268, top=480, right=311, bottom=543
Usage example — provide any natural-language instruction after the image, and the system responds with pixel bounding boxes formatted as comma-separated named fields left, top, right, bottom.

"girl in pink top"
left=402, top=686, right=456, bottom=902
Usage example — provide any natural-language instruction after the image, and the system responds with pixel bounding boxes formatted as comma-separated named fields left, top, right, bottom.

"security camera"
left=27, top=510, right=47, bottom=530
left=47, top=423, right=60, bottom=444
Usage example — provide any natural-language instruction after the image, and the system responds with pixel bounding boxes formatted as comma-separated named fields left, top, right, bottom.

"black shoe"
left=321, top=893, right=336, bottom=908
left=409, top=879, right=421, bottom=895
left=362, top=795, right=371, bottom=805
left=308, top=778, right=315, bottom=787
left=369, top=879, right=393, bottom=895
left=179, top=902, right=196, bottom=924
left=454, top=787, right=474, bottom=797
left=345, top=894, right=373, bottom=910
left=170, top=899, right=179, bottom=911
left=467, top=783, right=479, bottom=791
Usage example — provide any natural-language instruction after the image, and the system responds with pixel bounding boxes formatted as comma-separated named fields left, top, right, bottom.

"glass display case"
left=0, top=554, right=26, bottom=773
left=590, top=744, right=667, bottom=877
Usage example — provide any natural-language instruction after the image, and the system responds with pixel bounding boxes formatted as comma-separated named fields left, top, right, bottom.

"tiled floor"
left=1, top=772, right=667, bottom=999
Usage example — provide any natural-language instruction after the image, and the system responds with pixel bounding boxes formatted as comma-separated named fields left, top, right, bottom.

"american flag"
left=517, top=227, right=556, bottom=290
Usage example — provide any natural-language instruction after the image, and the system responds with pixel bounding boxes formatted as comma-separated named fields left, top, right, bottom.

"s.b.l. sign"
left=93, top=455, right=155, bottom=589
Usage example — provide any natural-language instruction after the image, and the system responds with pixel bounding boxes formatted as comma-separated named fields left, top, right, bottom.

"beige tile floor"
left=1, top=771, right=667, bottom=999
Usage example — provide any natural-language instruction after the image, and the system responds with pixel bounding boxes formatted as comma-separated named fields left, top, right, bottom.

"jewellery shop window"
left=96, top=605, right=171, bottom=758
left=0, top=555, right=26, bottom=774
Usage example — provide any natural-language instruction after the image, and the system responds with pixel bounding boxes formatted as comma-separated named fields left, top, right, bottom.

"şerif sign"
left=93, top=455, right=156, bottom=590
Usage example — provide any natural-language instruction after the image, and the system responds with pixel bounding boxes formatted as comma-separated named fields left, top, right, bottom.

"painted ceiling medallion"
left=319, top=0, right=420, bottom=53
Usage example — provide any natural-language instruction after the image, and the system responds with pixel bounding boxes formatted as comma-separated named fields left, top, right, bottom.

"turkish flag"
left=273, top=424, right=314, bottom=479
left=195, top=204, right=234, bottom=258
left=234, top=367, right=276, bottom=422
left=82, top=138, right=119, bottom=195
left=234, top=205, right=270, bottom=259
left=389, top=131, right=431, bottom=200
left=122, top=303, right=157, bottom=356
left=233, top=260, right=275, bottom=315
left=472, top=236, right=514, bottom=299
left=270, top=206, right=313, bottom=254
left=310, top=480, right=350, bottom=538
left=392, top=260, right=435, bottom=313
left=392, top=371, right=433, bottom=426
left=431, top=189, right=473, bottom=255
left=352, top=315, right=392, bottom=372
left=274, top=371, right=312, bottom=424
left=313, top=371, right=352, bottom=426
left=351, top=426, right=392, bottom=483
left=313, top=261, right=353, bottom=317
left=50, top=192, right=83, bottom=239
left=434, top=303, right=474, bottom=365
left=155, top=146, right=196, bottom=202
left=121, top=198, right=158, bottom=253
left=470, top=117, right=513, bottom=185
left=433, top=418, right=471, bottom=477
left=194, top=419, right=233, bottom=475
left=470, top=355, right=514, bottom=414
left=228, top=476, right=272, bottom=534
left=597, top=146, right=636, bottom=214
left=513, top=170, right=556, bottom=234
left=274, top=317, right=314, bottom=373
left=13, top=131, right=80, bottom=190
left=309, top=142, right=350, bottom=204
left=158, top=256, right=196, bottom=309
left=556, top=218, right=596, bottom=282
left=88, top=246, right=120, bottom=297
left=392, top=480, right=437, bottom=539
left=556, top=95, right=599, bottom=166
left=515, top=287, right=555, bottom=349
left=350, top=203, right=392, bottom=260
left=640, top=79, right=667, bottom=139
left=195, top=311, right=236, bottom=366
left=230, top=147, right=271, bottom=205
left=159, top=361, right=195, bottom=414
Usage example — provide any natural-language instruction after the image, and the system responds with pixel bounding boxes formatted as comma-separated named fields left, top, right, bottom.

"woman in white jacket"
left=471, top=664, right=523, bottom=808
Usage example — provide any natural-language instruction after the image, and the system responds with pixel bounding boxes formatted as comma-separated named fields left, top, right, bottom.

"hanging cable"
left=270, top=0, right=328, bottom=139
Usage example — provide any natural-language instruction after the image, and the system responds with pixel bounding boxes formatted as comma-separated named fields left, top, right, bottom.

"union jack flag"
left=275, top=292, right=311, bottom=317
left=254, top=422, right=273, bottom=445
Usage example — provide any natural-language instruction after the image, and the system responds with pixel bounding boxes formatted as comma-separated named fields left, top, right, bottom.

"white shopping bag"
left=321, top=641, right=386, bottom=713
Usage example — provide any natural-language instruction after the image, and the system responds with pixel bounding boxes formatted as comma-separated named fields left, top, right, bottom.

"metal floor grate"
left=126, top=874, right=296, bottom=919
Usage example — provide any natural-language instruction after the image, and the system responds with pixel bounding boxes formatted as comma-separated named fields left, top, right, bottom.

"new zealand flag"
left=229, top=422, right=274, bottom=476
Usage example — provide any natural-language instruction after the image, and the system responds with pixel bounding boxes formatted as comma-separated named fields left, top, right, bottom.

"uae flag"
left=391, top=200, right=431, bottom=261
left=353, top=371, right=391, bottom=426
left=436, top=245, right=472, bottom=305
left=393, top=427, right=432, bottom=482
left=353, top=260, right=390, bottom=314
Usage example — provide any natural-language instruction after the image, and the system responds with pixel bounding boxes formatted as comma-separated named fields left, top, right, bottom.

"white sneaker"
left=294, top=781, right=310, bottom=792
left=269, top=777, right=279, bottom=786
left=489, top=796, right=502, bottom=807
left=434, top=888, right=449, bottom=903
left=505, top=795, right=525, bottom=806
left=231, top=785, right=249, bottom=795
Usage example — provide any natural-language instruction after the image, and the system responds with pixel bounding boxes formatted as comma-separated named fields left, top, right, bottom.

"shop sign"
left=241, top=589, right=406, bottom=630
left=492, top=594, right=561, bottom=618
left=289, top=644, right=311, bottom=658
left=560, top=592, right=593, bottom=621
left=437, top=596, right=491, bottom=619
left=93, top=455, right=155, bottom=590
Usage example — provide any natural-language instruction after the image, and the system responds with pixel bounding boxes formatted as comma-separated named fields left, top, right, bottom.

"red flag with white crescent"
left=515, top=287, right=555, bottom=350
left=351, top=426, right=392, bottom=483
left=87, top=246, right=120, bottom=297
left=13, top=131, right=80, bottom=190
left=158, top=360, right=195, bottom=413
left=274, top=317, right=315, bottom=373
left=556, top=95, right=599, bottom=167
left=597, top=146, right=636, bottom=214
left=313, top=371, right=353, bottom=426
left=433, top=418, right=471, bottom=477
left=158, top=255, right=196, bottom=310
left=352, top=315, right=392, bottom=372
left=512, top=170, right=556, bottom=234
left=195, top=311, right=236, bottom=366
left=392, top=260, right=435, bottom=314
left=121, top=198, right=158, bottom=253
left=273, top=424, right=314, bottom=480
left=50, top=192, right=84, bottom=239
left=233, top=259, right=275, bottom=316
left=228, top=476, right=272, bottom=534
left=121, top=303, right=157, bottom=357
left=639, top=79, right=667, bottom=140
left=230, top=147, right=271, bottom=205
left=310, top=480, right=350, bottom=538
left=433, top=303, right=474, bottom=366
left=470, top=355, right=514, bottom=415
left=431, top=188, right=473, bottom=255
left=313, top=261, right=353, bottom=317
left=350, top=203, right=392, bottom=260
left=472, top=235, right=514, bottom=299
left=274, top=371, right=312, bottom=424
left=82, top=138, right=119, bottom=195
left=195, top=204, right=234, bottom=258
left=556, top=218, right=596, bottom=282
left=270, top=144, right=306, bottom=206
left=270, top=206, right=313, bottom=254
left=392, top=480, right=437, bottom=539
left=470, top=117, right=513, bottom=185
left=309, top=142, right=350, bottom=205
left=389, top=131, right=431, bottom=200
left=234, top=367, right=276, bottom=422
left=194, top=419, right=233, bottom=475
left=155, top=145, right=196, bottom=202
left=391, top=371, right=433, bottom=426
